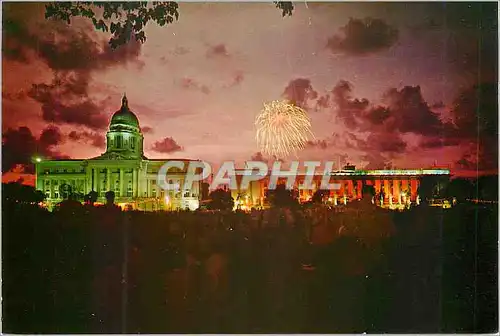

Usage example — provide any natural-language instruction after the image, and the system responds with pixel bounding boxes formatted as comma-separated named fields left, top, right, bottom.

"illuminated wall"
left=231, top=168, right=450, bottom=208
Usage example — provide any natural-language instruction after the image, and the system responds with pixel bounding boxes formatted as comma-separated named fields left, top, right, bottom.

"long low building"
left=229, top=167, right=451, bottom=210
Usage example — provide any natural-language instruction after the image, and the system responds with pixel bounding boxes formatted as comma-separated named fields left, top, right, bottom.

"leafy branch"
left=274, top=1, right=294, bottom=17
left=45, top=2, right=180, bottom=49
left=44, top=1, right=294, bottom=49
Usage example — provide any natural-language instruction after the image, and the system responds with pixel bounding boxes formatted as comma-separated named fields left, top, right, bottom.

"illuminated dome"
left=110, top=94, right=140, bottom=131
left=100, top=94, right=145, bottom=160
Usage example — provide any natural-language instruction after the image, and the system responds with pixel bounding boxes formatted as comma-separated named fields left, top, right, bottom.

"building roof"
left=37, top=159, right=84, bottom=163
left=110, top=94, right=140, bottom=131
left=233, top=168, right=451, bottom=176
left=147, top=158, right=202, bottom=162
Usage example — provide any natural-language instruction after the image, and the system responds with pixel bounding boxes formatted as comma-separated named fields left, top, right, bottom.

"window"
left=54, top=192, right=59, bottom=199
left=131, top=137, right=135, bottom=149
left=45, top=192, right=50, bottom=198
left=116, top=135, right=123, bottom=148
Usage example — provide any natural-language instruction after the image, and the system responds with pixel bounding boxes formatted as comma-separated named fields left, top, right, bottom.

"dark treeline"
left=2, top=194, right=498, bottom=333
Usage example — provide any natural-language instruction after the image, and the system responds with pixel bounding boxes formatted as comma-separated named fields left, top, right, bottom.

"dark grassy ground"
left=2, top=203, right=497, bottom=333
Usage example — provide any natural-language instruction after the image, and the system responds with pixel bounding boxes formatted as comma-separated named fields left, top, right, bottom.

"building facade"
left=230, top=167, right=451, bottom=210
left=35, top=95, right=201, bottom=211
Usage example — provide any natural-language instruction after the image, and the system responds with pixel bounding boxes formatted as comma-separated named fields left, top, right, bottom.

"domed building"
left=34, top=95, right=201, bottom=211
left=98, top=95, right=146, bottom=160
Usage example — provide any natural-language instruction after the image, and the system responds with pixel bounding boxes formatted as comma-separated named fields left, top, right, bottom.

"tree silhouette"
left=73, top=192, right=85, bottom=202
left=3, top=182, right=45, bottom=204
left=265, top=183, right=298, bottom=207
left=200, top=182, right=210, bottom=200
left=207, top=188, right=234, bottom=211
left=84, top=190, right=98, bottom=205
left=443, top=178, right=474, bottom=201
left=312, top=189, right=329, bottom=203
left=59, top=183, right=72, bottom=200
left=475, top=175, right=498, bottom=201
left=417, top=176, right=449, bottom=204
left=45, top=1, right=294, bottom=49
left=59, top=183, right=84, bottom=202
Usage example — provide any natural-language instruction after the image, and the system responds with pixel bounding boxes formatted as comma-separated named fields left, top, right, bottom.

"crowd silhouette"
left=2, top=184, right=498, bottom=333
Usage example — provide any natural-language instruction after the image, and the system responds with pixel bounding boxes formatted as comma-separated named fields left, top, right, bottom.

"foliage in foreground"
left=44, top=1, right=294, bottom=49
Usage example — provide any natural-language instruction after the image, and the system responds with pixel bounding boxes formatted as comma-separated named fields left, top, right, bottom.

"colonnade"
left=86, top=167, right=138, bottom=198
left=257, top=176, right=421, bottom=206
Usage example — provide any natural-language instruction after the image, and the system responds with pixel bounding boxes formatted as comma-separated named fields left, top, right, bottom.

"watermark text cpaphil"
left=157, top=161, right=343, bottom=191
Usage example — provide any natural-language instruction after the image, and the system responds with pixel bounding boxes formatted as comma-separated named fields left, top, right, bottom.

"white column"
left=36, top=164, right=43, bottom=191
left=85, top=168, right=91, bottom=194
left=132, top=169, right=138, bottom=198
left=93, top=169, right=98, bottom=192
left=37, top=177, right=44, bottom=192
left=106, top=168, right=111, bottom=192
left=120, top=169, right=124, bottom=197
left=139, top=167, right=146, bottom=197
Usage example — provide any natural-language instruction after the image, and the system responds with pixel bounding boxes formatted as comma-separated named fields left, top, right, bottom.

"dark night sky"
left=2, top=2, right=498, bottom=184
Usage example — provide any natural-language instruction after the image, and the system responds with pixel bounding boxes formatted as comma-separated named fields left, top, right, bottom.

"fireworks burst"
left=255, top=100, right=314, bottom=159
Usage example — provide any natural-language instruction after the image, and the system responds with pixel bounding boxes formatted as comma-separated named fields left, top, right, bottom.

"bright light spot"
left=35, top=157, right=42, bottom=162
